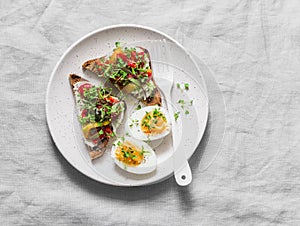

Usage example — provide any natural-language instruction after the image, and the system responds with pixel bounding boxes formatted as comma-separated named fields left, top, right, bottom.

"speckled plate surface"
left=46, top=24, right=208, bottom=186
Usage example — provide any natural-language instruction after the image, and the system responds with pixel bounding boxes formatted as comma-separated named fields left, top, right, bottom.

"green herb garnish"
left=178, top=99, right=185, bottom=105
left=135, top=104, right=142, bottom=110
left=184, top=83, right=189, bottom=90
left=174, top=112, right=180, bottom=121
left=110, top=131, right=116, bottom=137
left=178, top=99, right=185, bottom=109
left=130, top=118, right=139, bottom=127
left=140, top=146, right=150, bottom=156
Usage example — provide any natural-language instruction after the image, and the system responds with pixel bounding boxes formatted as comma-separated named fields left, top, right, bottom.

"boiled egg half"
left=126, top=106, right=171, bottom=141
left=111, top=136, right=157, bottom=174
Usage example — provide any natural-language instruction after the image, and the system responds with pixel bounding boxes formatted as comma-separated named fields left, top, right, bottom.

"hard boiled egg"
left=126, top=106, right=171, bottom=141
left=111, top=136, right=157, bottom=174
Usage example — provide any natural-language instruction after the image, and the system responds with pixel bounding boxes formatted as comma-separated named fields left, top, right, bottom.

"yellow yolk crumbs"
left=141, top=108, right=168, bottom=135
left=115, top=141, right=144, bottom=166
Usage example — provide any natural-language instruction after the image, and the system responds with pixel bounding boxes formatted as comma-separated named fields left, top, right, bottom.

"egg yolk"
left=115, top=141, right=144, bottom=166
left=141, top=108, right=168, bottom=135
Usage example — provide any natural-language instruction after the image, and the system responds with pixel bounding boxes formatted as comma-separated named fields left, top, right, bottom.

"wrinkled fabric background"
left=1, top=0, right=300, bottom=225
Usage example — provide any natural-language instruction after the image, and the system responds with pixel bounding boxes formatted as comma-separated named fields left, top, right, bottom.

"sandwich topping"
left=74, top=81, right=124, bottom=149
left=90, top=42, right=156, bottom=100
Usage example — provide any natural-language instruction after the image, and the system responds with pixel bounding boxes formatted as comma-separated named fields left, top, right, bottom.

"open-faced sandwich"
left=69, top=74, right=125, bottom=160
left=82, top=42, right=162, bottom=106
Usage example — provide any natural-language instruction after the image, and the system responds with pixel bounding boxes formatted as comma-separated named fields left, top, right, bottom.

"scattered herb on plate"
left=174, top=112, right=180, bottom=121
left=184, top=83, right=189, bottom=90
left=176, top=82, right=189, bottom=91
left=135, top=104, right=142, bottom=110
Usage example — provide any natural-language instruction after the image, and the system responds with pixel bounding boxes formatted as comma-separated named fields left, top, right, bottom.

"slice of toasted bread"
left=82, top=46, right=162, bottom=106
left=69, top=74, right=87, bottom=91
left=69, top=74, right=107, bottom=160
left=82, top=57, right=105, bottom=75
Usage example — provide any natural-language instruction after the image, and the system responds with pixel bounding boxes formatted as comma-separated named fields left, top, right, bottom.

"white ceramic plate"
left=46, top=24, right=208, bottom=186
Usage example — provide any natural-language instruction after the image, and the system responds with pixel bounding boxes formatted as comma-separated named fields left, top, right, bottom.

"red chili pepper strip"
left=81, top=109, right=88, bottom=117
left=147, top=69, right=152, bottom=77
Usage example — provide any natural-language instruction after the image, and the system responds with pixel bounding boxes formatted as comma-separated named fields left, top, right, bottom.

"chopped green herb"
left=110, top=131, right=116, bottom=137
left=185, top=110, right=189, bottom=115
left=135, top=104, right=142, bottom=110
left=190, top=100, right=193, bottom=105
left=178, top=99, right=185, bottom=105
left=178, top=99, right=185, bottom=109
left=98, top=129, right=104, bottom=135
left=184, top=83, right=189, bottom=90
left=174, top=112, right=180, bottom=121
left=115, top=42, right=121, bottom=47
left=130, top=118, right=139, bottom=127
left=177, top=83, right=181, bottom=89
left=146, top=136, right=151, bottom=143
left=140, top=146, right=150, bottom=155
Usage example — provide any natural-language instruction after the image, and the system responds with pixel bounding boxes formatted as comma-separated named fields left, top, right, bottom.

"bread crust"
left=82, top=58, right=99, bottom=74
left=69, top=74, right=87, bottom=89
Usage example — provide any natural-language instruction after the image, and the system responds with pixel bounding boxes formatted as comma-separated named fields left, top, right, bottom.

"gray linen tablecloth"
left=1, top=1, right=299, bottom=225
